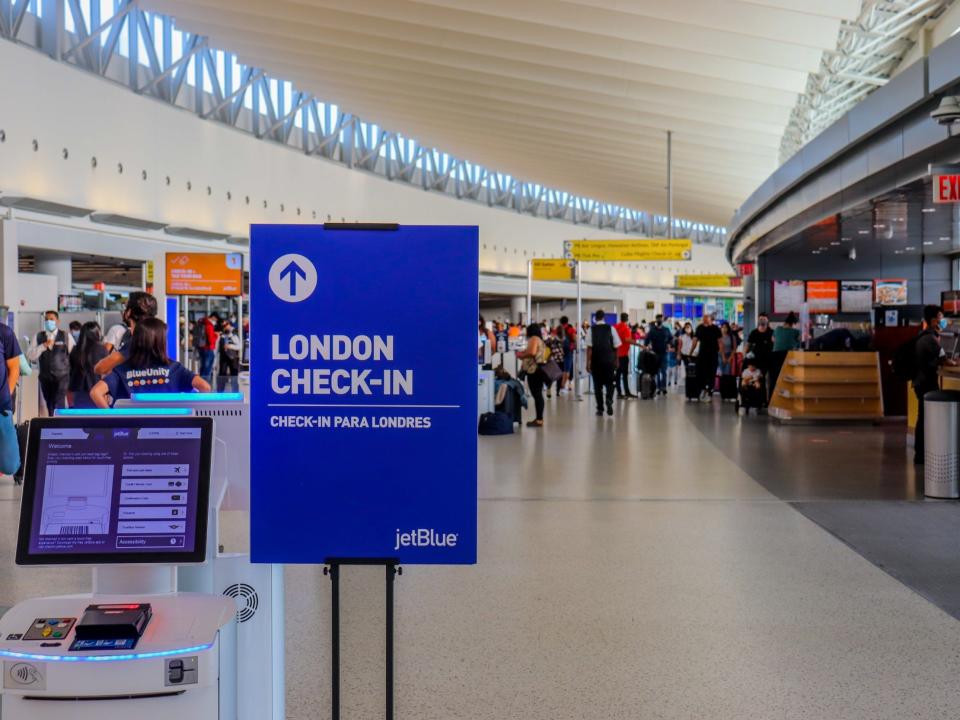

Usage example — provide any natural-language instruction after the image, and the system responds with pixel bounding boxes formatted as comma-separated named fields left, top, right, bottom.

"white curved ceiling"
left=141, top=0, right=861, bottom=228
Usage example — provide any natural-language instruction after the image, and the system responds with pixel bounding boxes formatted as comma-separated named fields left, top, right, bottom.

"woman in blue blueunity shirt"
left=90, top=317, right=210, bottom=408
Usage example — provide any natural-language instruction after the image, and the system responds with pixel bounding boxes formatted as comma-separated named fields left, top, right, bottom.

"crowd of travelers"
left=19, top=292, right=245, bottom=414
left=481, top=310, right=775, bottom=428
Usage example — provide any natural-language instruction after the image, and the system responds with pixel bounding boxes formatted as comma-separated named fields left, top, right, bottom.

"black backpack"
left=891, top=335, right=919, bottom=382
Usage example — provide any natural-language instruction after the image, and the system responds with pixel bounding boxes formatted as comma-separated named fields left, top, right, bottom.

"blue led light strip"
left=0, top=643, right=213, bottom=663
left=131, top=393, right=244, bottom=402
left=56, top=408, right=194, bottom=416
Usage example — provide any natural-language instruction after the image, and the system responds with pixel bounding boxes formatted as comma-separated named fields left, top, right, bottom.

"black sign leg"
left=386, top=561, right=397, bottom=720
left=325, top=563, right=341, bottom=720
left=326, top=559, right=400, bottom=720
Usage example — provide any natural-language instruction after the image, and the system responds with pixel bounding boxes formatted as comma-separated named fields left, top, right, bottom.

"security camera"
left=932, top=96, right=960, bottom=132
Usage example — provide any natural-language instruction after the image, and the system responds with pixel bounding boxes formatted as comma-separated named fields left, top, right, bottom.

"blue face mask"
left=44, top=319, right=57, bottom=333
left=70, top=330, right=80, bottom=342
left=940, top=318, right=949, bottom=330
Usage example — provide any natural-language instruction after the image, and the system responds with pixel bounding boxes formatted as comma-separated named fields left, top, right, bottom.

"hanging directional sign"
left=531, top=258, right=575, bottom=281
left=250, top=224, right=479, bottom=565
left=564, top=239, right=692, bottom=261
left=676, top=274, right=737, bottom=288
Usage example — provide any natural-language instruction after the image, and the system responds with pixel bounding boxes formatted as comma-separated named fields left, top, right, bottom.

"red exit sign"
left=932, top=165, right=960, bottom=203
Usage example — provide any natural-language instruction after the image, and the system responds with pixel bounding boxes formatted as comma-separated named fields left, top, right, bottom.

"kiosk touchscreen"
left=0, top=417, right=236, bottom=720
left=16, top=417, right=212, bottom=566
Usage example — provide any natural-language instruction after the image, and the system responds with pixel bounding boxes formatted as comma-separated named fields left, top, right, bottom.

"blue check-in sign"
left=250, top=225, right=479, bottom=564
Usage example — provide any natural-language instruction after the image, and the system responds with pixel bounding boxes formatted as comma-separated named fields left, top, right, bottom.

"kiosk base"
left=0, top=593, right=236, bottom=720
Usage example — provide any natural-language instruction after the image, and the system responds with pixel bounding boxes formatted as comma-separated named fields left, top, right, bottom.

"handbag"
left=0, top=410, right=20, bottom=476
left=541, top=360, right=562, bottom=384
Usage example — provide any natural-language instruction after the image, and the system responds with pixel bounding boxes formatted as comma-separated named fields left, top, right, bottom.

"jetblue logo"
left=268, top=253, right=318, bottom=303
left=394, top=528, right=458, bottom=550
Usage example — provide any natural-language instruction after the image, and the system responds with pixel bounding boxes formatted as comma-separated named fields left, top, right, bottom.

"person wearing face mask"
left=645, top=315, right=671, bottom=396
left=68, top=321, right=82, bottom=344
left=27, top=310, right=74, bottom=415
left=217, top=319, right=242, bottom=392
left=95, top=291, right=158, bottom=376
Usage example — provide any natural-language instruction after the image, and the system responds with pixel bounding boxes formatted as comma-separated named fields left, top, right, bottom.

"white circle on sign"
left=268, top=253, right=317, bottom=303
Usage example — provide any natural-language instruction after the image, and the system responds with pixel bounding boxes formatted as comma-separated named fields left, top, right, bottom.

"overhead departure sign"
left=676, top=274, right=736, bottom=288
left=931, top=165, right=960, bottom=203
left=531, top=258, right=575, bottom=281
left=564, top=239, right=692, bottom=261
left=249, top=225, right=478, bottom=565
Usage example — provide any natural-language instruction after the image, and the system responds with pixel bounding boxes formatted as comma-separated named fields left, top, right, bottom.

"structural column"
left=510, top=296, right=527, bottom=325
left=34, top=253, right=73, bottom=295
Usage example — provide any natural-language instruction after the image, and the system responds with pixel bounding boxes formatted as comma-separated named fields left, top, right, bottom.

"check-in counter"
left=768, top=351, right=884, bottom=421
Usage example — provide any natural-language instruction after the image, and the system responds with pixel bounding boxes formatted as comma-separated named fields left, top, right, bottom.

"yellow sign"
left=564, top=239, right=692, bottom=262
left=531, top=258, right=575, bottom=281
left=145, top=260, right=155, bottom=284
left=676, top=274, right=735, bottom=288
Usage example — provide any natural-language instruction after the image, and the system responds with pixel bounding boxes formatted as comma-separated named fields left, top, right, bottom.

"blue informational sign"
left=249, top=225, right=479, bottom=564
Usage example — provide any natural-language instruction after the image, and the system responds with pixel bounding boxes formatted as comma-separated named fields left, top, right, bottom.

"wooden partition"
left=769, top=351, right=884, bottom=422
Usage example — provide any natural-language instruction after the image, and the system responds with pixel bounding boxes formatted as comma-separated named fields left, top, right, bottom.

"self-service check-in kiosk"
left=0, top=415, right=237, bottom=719
left=113, top=393, right=284, bottom=720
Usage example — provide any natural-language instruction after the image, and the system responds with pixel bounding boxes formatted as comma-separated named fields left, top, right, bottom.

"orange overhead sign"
left=166, top=253, right=243, bottom=296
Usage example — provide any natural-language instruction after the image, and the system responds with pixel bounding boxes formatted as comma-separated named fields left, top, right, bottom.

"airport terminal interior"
left=6, top=1, right=960, bottom=719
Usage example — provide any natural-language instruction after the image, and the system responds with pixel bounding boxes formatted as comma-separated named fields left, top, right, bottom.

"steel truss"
left=781, top=0, right=951, bottom=163
left=0, top=0, right=727, bottom=244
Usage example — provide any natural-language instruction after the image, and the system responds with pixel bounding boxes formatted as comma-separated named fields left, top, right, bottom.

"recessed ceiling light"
left=830, top=241, right=840, bottom=245
left=859, top=230, right=870, bottom=235
left=924, top=241, right=934, bottom=245
left=941, top=236, right=951, bottom=241
left=874, top=223, right=885, bottom=228
left=922, top=208, right=936, bottom=213
left=905, top=246, right=917, bottom=251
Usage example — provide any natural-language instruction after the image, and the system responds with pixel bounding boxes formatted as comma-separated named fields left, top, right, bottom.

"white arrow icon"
left=269, top=253, right=318, bottom=302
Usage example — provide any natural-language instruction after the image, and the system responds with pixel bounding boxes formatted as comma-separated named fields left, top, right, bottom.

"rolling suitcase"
left=719, top=374, right=737, bottom=400
left=640, top=374, right=655, bottom=399
left=684, top=363, right=699, bottom=400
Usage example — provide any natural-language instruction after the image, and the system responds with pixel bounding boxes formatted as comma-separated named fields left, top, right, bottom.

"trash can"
left=924, top=390, right=960, bottom=499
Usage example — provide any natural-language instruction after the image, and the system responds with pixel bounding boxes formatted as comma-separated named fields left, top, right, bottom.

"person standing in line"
left=478, top=315, right=496, bottom=366
left=217, top=319, right=242, bottom=392
left=68, top=322, right=108, bottom=409
left=645, top=314, right=671, bottom=396
left=27, top=310, right=74, bottom=415
left=543, top=326, right=565, bottom=397
left=913, top=305, right=954, bottom=464
left=745, top=312, right=775, bottom=399
left=194, top=313, right=220, bottom=384
left=586, top=309, right=621, bottom=416
left=691, top=313, right=722, bottom=401
left=770, top=312, right=801, bottom=393
left=68, top=320, right=82, bottom=344
left=613, top=312, right=636, bottom=399
left=96, top=291, right=159, bottom=376
left=559, top=316, right=576, bottom=394
left=516, top=323, right=547, bottom=427
left=677, top=321, right=695, bottom=368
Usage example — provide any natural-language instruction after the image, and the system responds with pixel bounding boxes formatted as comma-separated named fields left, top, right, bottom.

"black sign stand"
left=324, top=557, right=402, bottom=720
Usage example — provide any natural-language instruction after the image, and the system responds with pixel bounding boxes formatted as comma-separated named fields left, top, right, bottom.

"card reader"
left=69, top=603, right=152, bottom=651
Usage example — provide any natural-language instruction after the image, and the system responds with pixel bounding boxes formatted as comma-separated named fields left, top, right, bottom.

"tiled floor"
left=3, top=393, right=960, bottom=719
